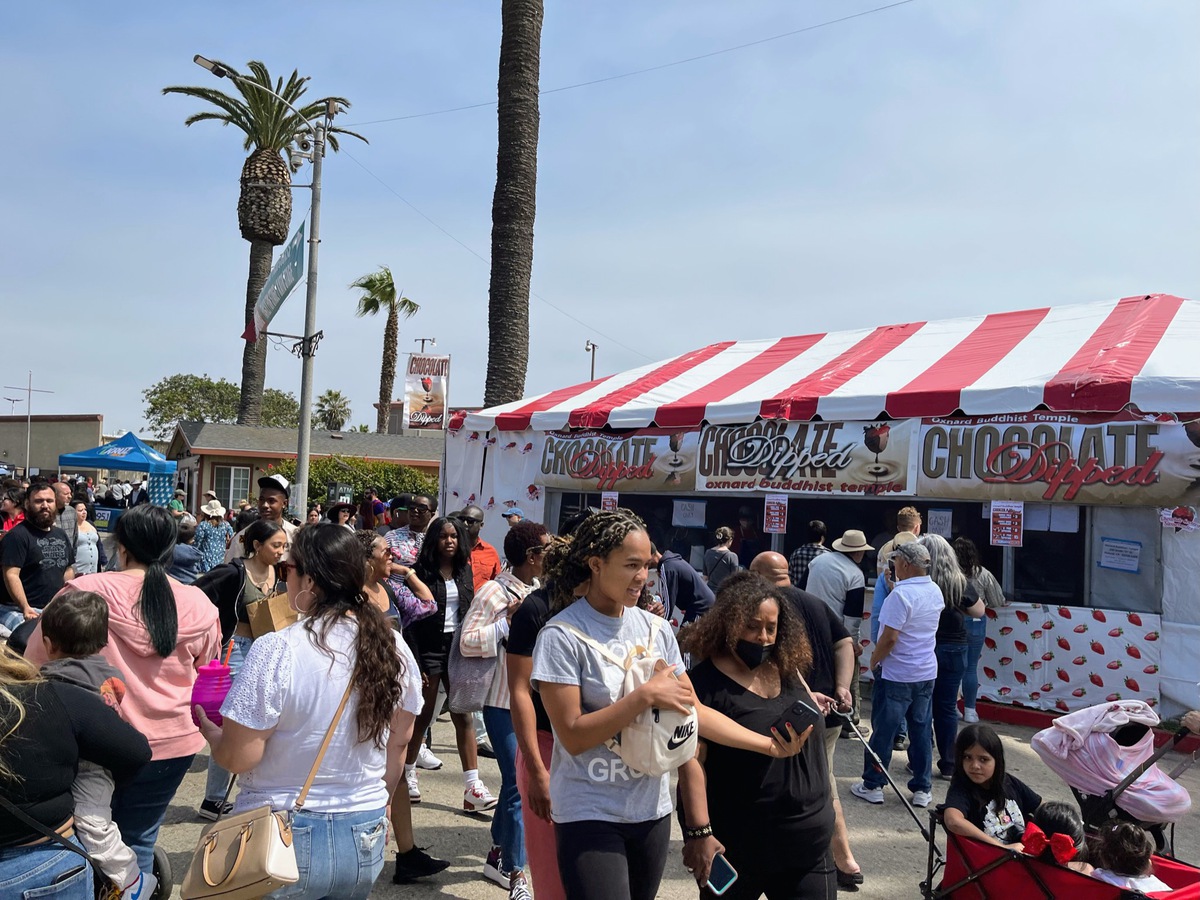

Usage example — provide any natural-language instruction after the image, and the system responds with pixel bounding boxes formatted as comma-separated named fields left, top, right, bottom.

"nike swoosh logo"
left=667, top=735, right=692, bottom=750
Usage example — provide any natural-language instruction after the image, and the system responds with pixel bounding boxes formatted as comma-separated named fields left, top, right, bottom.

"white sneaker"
left=912, top=790, right=933, bottom=808
left=509, top=872, right=533, bottom=900
left=464, top=780, right=499, bottom=812
left=483, top=845, right=506, bottom=887
left=963, top=707, right=980, bottom=724
left=406, top=769, right=421, bottom=803
left=850, top=781, right=884, bottom=805
left=121, top=872, right=158, bottom=900
left=416, top=743, right=444, bottom=770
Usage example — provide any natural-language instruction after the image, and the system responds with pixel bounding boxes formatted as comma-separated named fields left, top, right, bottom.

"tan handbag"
left=181, top=680, right=355, bottom=900
left=245, top=591, right=299, bottom=638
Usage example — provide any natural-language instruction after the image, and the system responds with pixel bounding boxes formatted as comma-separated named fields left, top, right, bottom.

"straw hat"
left=200, top=499, right=226, bottom=520
left=832, top=529, right=873, bottom=553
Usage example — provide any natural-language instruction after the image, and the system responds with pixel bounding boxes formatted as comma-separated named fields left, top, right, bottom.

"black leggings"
left=701, top=850, right=836, bottom=900
left=555, top=815, right=672, bottom=900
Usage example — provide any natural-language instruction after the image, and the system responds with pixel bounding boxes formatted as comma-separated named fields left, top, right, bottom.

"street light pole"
left=3, top=373, right=52, bottom=477
left=193, top=56, right=331, bottom=515
left=585, top=340, right=598, bottom=381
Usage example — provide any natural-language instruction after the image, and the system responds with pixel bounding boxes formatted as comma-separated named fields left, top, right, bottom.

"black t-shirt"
left=506, top=586, right=553, bottom=734
left=780, top=586, right=850, bottom=728
left=0, top=521, right=75, bottom=609
left=0, top=681, right=151, bottom=847
left=688, top=659, right=834, bottom=871
left=935, top=580, right=980, bottom=645
left=941, top=773, right=1042, bottom=845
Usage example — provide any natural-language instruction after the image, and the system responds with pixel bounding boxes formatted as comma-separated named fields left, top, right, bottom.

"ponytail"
left=115, top=505, right=179, bottom=657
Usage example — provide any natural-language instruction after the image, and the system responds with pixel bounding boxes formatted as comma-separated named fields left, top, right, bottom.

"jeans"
left=962, top=618, right=987, bottom=709
left=933, top=644, right=968, bottom=777
left=0, top=605, right=27, bottom=633
left=0, top=835, right=94, bottom=900
left=204, top=633, right=252, bottom=802
left=555, top=815, right=671, bottom=900
left=270, top=807, right=388, bottom=900
left=483, top=705, right=526, bottom=871
left=862, top=677, right=933, bottom=792
left=111, top=754, right=194, bottom=875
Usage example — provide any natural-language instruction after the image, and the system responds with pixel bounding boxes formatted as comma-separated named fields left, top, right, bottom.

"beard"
left=28, top=507, right=56, bottom=529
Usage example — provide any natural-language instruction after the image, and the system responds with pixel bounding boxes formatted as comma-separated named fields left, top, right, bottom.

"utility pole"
left=415, top=337, right=437, bottom=353
left=3, top=373, right=53, bottom=477
left=584, top=340, right=598, bottom=381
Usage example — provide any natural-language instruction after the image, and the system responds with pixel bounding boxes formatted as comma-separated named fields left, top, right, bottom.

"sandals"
left=836, top=867, right=864, bottom=891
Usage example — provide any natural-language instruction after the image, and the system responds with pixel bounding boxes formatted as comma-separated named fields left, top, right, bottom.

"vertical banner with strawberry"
left=403, top=354, right=450, bottom=431
left=976, top=605, right=1162, bottom=713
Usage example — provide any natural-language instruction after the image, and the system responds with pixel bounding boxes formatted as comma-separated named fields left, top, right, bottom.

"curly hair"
left=680, top=572, right=812, bottom=679
left=921, top=533, right=966, bottom=610
left=503, top=520, right=549, bottom=567
left=289, top=525, right=404, bottom=749
left=542, top=510, right=646, bottom=611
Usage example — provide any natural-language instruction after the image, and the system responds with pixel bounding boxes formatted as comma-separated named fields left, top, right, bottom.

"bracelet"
left=682, top=823, right=713, bottom=841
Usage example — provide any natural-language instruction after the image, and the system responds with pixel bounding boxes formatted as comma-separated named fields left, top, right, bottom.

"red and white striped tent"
left=466, top=294, right=1200, bottom=432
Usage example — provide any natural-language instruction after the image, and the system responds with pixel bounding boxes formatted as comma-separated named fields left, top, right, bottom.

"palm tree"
left=350, top=266, right=420, bottom=433
left=484, top=0, right=544, bottom=407
left=163, top=61, right=366, bottom=425
left=314, top=389, right=351, bottom=431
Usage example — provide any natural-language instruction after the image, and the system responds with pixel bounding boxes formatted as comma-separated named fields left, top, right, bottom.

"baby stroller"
left=1031, top=700, right=1195, bottom=854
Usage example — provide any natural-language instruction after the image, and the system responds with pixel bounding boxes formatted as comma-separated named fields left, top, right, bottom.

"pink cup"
left=191, top=660, right=232, bottom=727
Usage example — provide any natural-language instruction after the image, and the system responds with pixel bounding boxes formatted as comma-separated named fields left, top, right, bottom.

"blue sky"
left=2, top=1, right=1197, bottom=435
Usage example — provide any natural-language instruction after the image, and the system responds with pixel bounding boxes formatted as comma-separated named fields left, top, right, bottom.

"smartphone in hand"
left=707, top=853, right=738, bottom=896
left=770, top=697, right=823, bottom=738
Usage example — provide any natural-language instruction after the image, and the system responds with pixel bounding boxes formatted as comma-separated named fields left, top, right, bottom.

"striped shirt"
left=459, top=571, right=538, bottom=711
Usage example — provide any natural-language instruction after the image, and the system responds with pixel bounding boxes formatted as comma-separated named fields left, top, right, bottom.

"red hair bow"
left=1021, top=822, right=1077, bottom=864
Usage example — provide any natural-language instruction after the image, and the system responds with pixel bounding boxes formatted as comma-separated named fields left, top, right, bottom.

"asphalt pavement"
left=158, top=703, right=1199, bottom=898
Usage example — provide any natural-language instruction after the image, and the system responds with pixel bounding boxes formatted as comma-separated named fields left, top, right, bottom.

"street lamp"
left=584, top=340, right=598, bottom=381
left=194, top=54, right=333, bottom=515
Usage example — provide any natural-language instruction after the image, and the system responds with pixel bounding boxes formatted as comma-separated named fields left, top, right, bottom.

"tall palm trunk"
left=378, top=304, right=399, bottom=433
left=484, top=0, right=543, bottom=408
left=238, top=238, right=274, bottom=424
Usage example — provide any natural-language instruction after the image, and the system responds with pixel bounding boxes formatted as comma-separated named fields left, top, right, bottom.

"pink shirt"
left=27, top=572, right=221, bottom=759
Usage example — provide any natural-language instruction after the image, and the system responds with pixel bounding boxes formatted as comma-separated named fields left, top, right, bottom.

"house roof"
left=172, top=422, right=443, bottom=464
left=466, top=293, right=1200, bottom=431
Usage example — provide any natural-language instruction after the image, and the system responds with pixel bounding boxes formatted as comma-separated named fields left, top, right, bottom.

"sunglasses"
left=529, top=545, right=549, bottom=556
left=461, top=517, right=483, bottom=525
left=409, top=505, right=432, bottom=513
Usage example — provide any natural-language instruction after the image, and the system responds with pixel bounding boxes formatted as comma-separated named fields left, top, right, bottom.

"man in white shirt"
left=806, top=528, right=871, bottom=734
left=851, top=540, right=943, bottom=810
left=225, top=474, right=298, bottom=562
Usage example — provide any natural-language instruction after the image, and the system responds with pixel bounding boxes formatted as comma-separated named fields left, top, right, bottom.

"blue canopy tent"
left=59, top=432, right=177, bottom=507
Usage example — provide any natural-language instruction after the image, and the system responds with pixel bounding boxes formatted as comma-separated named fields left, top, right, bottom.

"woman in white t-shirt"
left=197, top=523, right=422, bottom=900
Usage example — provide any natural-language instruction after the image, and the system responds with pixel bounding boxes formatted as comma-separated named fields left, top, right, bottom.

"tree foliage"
left=142, top=373, right=299, bottom=438
left=269, top=454, right=436, bottom=507
left=314, top=389, right=351, bottom=431
left=351, top=266, right=419, bottom=433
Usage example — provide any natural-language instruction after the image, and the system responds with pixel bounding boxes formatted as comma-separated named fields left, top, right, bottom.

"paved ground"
left=158, top=706, right=1199, bottom=898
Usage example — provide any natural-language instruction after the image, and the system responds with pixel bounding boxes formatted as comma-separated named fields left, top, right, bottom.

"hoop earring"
left=291, top=589, right=315, bottom=614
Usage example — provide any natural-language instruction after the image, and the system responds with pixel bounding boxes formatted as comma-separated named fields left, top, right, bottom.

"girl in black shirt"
left=942, top=724, right=1042, bottom=848
left=681, top=573, right=836, bottom=899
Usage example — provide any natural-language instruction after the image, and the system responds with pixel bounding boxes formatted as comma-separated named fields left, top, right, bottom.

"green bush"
left=269, top=455, right=437, bottom=507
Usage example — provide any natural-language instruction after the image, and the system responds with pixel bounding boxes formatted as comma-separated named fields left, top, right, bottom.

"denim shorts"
left=270, top=807, right=388, bottom=900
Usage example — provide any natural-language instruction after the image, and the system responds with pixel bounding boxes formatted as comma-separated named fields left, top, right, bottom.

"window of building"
left=213, top=465, right=251, bottom=511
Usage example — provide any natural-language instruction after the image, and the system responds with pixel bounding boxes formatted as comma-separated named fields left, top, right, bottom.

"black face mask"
left=735, top=639, right=773, bottom=669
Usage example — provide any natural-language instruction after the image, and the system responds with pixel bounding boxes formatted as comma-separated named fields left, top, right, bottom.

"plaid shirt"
left=788, top=543, right=828, bottom=588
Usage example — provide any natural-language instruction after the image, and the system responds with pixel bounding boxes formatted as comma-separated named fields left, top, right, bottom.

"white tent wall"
left=443, top=427, right=546, bottom=549
left=1160, top=526, right=1200, bottom=717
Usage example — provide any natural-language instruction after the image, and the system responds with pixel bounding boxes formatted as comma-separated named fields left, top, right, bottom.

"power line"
left=339, top=148, right=656, bottom=361
left=347, top=1, right=917, bottom=127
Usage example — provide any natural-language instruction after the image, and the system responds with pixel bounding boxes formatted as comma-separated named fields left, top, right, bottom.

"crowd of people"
left=0, top=475, right=1196, bottom=900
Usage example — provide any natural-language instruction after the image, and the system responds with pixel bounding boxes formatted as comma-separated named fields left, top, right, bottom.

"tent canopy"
left=467, top=294, right=1200, bottom=432
left=59, top=431, right=177, bottom=474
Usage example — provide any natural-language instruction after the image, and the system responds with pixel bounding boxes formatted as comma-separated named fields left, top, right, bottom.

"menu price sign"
left=600, top=491, right=619, bottom=512
left=990, top=500, right=1024, bottom=547
left=763, top=494, right=788, bottom=534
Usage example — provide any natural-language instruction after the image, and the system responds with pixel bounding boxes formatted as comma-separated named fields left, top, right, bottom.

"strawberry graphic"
left=1108, top=628, right=1124, bottom=638
left=1143, top=664, right=1158, bottom=675
left=998, top=686, right=1012, bottom=696
left=986, top=608, right=998, bottom=620
left=1124, top=677, right=1140, bottom=692
left=1014, top=610, right=1029, bottom=623
left=1056, top=667, right=1070, bottom=683
left=1127, top=612, right=1142, bottom=627
left=1014, top=640, right=1028, bottom=654
left=1089, top=672, right=1104, bottom=687
left=1106, top=660, right=1123, bottom=670
left=1148, top=698, right=1157, bottom=708
left=1058, top=607, right=1072, bottom=619
left=1042, top=651, right=1055, bottom=661
left=1031, top=630, right=1043, bottom=639
left=1057, top=637, right=1072, bottom=651
left=999, top=657, right=1013, bottom=666
left=984, top=667, right=997, bottom=680
left=1126, top=644, right=1142, bottom=660
left=999, top=626, right=1014, bottom=636
left=1030, top=691, right=1041, bottom=700
left=1014, top=671, right=1028, bottom=685
left=1030, top=660, right=1043, bottom=671
left=1106, top=693, right=1122, bottom=702
left=986, top=638, right=998, bottom=650
left=1072, top=656, right=1087, bottom=666
left=1041, top=683, right=1054, bottom=693
left=1092, top=610, right=1107, bottom=623
left=1073, top=624, right=1089, bottom=634
left=1090, top=641, right=1105, bottom=655
left=1056, top=699, right=1070, bottom=712
left=1072, top=688, right=1087, bottom=698
left=1042, top=620, right=1055, bottom=630
left=1144, top=631, right=1159, bottom=642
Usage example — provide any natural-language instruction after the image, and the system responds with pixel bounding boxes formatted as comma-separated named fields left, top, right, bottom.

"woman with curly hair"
left=921, top=534, right=985, bottom=780
left=681, top=572, right=836, bottom=898
left=531, top=511, right=805, bottom=900
left=196, top=524, right=423, bottom=899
